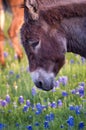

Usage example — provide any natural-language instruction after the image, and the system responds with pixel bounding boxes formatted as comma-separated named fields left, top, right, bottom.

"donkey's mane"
left=37, top=0, right=86, bottom=9
left=37, top=0, right=86, bottom=25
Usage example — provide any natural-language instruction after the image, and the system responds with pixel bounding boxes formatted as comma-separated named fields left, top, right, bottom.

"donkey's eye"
left=30, top=41, right=39, bottom=49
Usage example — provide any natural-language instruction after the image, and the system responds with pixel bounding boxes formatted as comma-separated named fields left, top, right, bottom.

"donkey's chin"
left=30, top=68, right=55, bottom=91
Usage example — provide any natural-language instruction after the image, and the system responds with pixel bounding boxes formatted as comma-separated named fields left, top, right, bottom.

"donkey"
left=0, top=0, right=24, bottom=65
left=21, top=0, right=86, bottom=91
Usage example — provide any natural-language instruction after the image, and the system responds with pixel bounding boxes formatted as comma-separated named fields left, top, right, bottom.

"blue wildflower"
left=26, top=125, right=32, bottom=130
left=50, top=112, right=55, bottom=121
left=34, top=122, right=40, bottom=126
left=67, top=116, right=74, bottom=127
left=70, top=59, right=74, bottom=64
left=78, top=121, right=84, bottom=130
left=4, top=51, right=8, bottom=58
left=18, top=96, right=24, bottom=104
left=54, top=80, right=60, bottom=88
left=15, top=123, right=19, bottom=127
left=44, top=121, right=49, bottom=129
left=32, top=87, right=37, bottom=96
left=59, top=76, right=68, bottom=86
left=69, top=105, right=75, bottom=111
left=78, top=86, right=84, bottom=97
left=45, top=114, right=51, bottom=122
left=71, top=89, right=76, bottom=94
left=75, top=106, right=80, bottom=115
left=9, top=70, right=14, bottom=75
left=1, top=100, right=7, bottom=107
left=51, top=101, right=57, bottom=108
left=57, top=99, right=63, bottom=107
left=62, top=91, right=68, bottom=97
left=26, top=100, right=31, bottom=107
left=60, top=124, right=64, bottom=128
left=23, top=105, right=28, bottom=112
left=6, top=95, right=10, bottom=103
left=36, top=103, right=42, bottom=113
left=35, top=110, right=41, bottom=115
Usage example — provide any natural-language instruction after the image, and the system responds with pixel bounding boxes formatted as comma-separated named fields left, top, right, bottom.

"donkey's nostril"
left=38, top=81, right=43, bottom=87
left=35, top=80, right=43, bottom=89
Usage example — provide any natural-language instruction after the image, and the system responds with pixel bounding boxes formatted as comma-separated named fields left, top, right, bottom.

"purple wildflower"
left=57, top=99, right=63, bottom=107
left=78, top=86, right=84, bottom=97
left=18, top=96, right=24, bottom=104
left=67, top=116, right=74, bottom=127
left=50, top=112, right=55, bottom=121
left=36, top=103, right=42, bottom=113
left=70, top=59, right=74, bottom=64
left=58, top=76, right=68, bottom=86
left=9, top=70, right=14, bottom=75
left=62, top=91, right=68, bottom=97
left=34, top=122, right=40, bottom=126
left=4, top=51, right=8, bottom=58
left=78, top=121, right=84, bottom=129
left=69, top=105, right=75, bottom=111
left=54, top=80, right=60, bottom=88
left=71, top=89, right=76, bottom=94
left=23, top=105, right=28, bottom=112
left=45, top=114, right=51, bottom=122
left=6, top=95, right=10, bottom=103
left=1, top=100, right=7, bottom=107
left=26, top=100, right=31, bottom=107
left=44, top=121, right=49, bottom=129
left=26, top=125, right=32, bottom=130
left=51, top=101, right=57, bottom=108
left=32, top=87, right=37, bottom=96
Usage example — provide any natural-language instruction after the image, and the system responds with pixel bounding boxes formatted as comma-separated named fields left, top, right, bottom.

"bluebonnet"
left=34, top=122, right=40, bottom=126
left=57, top=99, right=63, bottom=107
left=1, top=100, right=7, bottom=107
left=4, top=51, right=8, bottom=58
left=50, top=112, right=55, bottom=121
left=70, top=59, right=74, bottom=64
left=78, top=86, right=84, bottom=97
left=23, top=105, right=28, bottom=112
left=58, top=76, right=68, bottom=86
left=45, top=114, right=51, bottom=122
left=51, top=101, right=57, bottom=108
left=67, top=116, right=74, bottom=127
left=69, top=105, right=75, bottom=111
left=75, top=106, right=81, bottom=115
left=44, top=121, right=49, bottom=129
left=71, top=89, right=76, bottom=94
left=6, top=95, right=10, bottom=103
left=60, top=124, right=64, bottom=128
left=62, top=91, right=68, bottom=97
left=26, top=125, right=32, bottom=130
left=78, top=121, right=84, bottom=130
left=54, top=80, right=60, bottom=88
left=9, top=70, right=14, bottom=75
left=26, top=100, right=31, bottom=107
left=18, top=96, right=24, bottom=104
left=32, top=87, right=37, bottom=96
left=36, top=103, right=42, bottom=113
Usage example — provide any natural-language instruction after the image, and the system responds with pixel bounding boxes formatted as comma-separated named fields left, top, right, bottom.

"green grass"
left=0, top=13, right=86, bottom=130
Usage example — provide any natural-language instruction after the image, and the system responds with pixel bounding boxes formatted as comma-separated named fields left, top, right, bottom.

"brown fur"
left=0, top=0, right=24, bottom=65
left=21, top=0, right=86, bottom=90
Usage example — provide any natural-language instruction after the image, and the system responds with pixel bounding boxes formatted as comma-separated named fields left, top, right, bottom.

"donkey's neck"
left=61, top=17, right=86, bottom=58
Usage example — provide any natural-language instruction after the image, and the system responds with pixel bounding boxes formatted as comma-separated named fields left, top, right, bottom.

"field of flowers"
left=0, top=13, right=86, bottom=130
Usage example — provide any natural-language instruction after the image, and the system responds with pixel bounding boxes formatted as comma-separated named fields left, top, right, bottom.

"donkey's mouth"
left=30, top=68, right=55, bottom=91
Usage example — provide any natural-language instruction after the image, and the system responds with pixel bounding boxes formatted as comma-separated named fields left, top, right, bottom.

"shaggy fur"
left=21, top=0, right=86, bottom=90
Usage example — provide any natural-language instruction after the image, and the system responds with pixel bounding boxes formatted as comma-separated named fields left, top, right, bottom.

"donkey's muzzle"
left=35, top=78, right=54, bottom=91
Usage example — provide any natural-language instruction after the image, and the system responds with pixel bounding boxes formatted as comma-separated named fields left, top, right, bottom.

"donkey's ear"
left=25, top=0, right=39, bottom=20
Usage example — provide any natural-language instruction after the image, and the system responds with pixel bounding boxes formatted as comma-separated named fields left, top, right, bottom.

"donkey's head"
left=21, top=0, right=67, bottom=91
